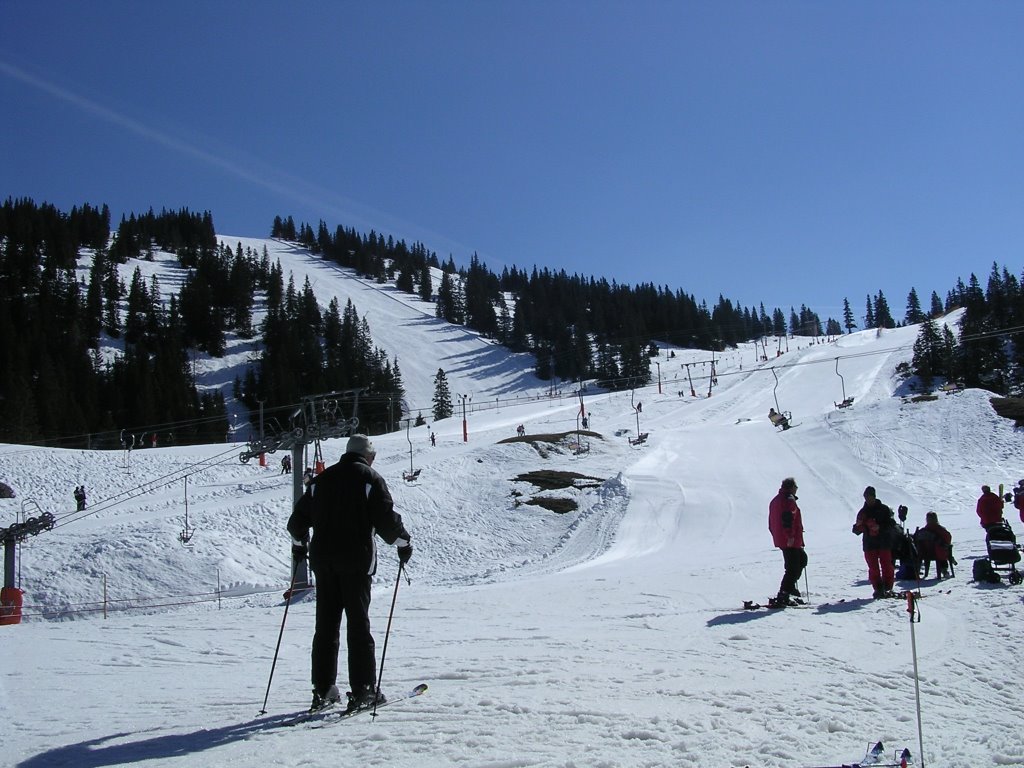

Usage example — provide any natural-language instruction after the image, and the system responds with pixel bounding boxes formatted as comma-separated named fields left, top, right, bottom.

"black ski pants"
left=779, top=547, right=808, bottom=595
left=310, top=570, right=375, bottom=696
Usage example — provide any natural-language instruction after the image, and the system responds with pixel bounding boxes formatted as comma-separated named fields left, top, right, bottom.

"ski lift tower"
left=239, top=388, right=364, bottom=593
left=1, top=502, right=55, bottom=624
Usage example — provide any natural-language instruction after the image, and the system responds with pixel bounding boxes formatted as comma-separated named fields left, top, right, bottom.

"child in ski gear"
left=768, top=477, right=806, bottom=605
left=287, top=434, right=413, bottom=713
left=913, top=511, right=953, bottom=579
left=976, top=485, right=1004, bottom=528
left=852, top=486, right=897, bottom=598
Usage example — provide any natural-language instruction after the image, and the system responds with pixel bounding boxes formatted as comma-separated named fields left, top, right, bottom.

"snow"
left=3, top=240, right=1024, bottom=767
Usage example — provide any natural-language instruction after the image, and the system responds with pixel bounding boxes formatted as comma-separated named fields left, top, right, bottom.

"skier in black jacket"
left=287, top=434, right=413, bottom=712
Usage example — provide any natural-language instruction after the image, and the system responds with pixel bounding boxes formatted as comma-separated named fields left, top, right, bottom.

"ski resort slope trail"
left=568, top=326, right=924, bottom=581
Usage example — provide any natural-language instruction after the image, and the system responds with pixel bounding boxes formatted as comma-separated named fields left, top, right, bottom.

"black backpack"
left=972, top=557, right=1001, bottom=584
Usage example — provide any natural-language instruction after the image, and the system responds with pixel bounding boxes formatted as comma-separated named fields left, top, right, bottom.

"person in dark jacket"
left=768, top=477, right=806, bottom=606
left=852, top=485, right=897, bottom=598
left=287, top=434, right=413, bottom=713
left=1012, top=480, right=1024, bottom=525
left=976, top=485, right=1004, bottom=528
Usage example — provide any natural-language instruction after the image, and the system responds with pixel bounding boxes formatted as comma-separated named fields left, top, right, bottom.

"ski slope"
left=3, top=242, right=1024, bottom=767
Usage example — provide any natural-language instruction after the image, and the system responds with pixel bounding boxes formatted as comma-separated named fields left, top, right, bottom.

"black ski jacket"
left=852, top=500, right=896, bottom=551
left=287, top=453, right=410, bottom=577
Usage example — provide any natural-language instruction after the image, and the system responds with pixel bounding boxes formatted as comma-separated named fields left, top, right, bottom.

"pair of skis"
left=807, top=741, right=914, bottom=768
left=277, top=682, right=428, bottom=728
left=743, top=596, right=812, bottom=610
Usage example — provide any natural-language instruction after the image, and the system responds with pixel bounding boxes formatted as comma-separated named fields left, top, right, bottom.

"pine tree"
left=418, top=262, right=433, bottom=302
left=905, top=287, right=925, bottom=325
left=911, top=317, right=944, bottom=389
left=432, top=368, right=453, bottom=420
left=874, top=291, right=895, bottom=329
left=842, top=298, right=857, bottom=334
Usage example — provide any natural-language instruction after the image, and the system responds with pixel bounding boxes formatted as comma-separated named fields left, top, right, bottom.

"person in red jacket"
left=768, top=477, right=806, bottom=606
left=852, top=486, right=897, bottom=598
left=976, top=485, right=1005, bottom=528
left=914, top=511, right=954, bottom=579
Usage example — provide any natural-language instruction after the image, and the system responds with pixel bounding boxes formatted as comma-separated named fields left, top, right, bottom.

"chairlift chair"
left=834, top=358, right=855, bottom=408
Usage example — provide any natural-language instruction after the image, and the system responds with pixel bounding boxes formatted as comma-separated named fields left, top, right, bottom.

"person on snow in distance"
left=976, top=484, right=1005, bottom=529
left=287, top=434, right=413, bottom=714
left=852, top=485, right=897, bottom=598
left=1013, top=480, right=1024, bottom=525
left=768, top=477, right=806, bottom=606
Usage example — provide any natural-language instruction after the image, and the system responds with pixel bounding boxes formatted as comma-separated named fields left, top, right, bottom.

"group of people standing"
left=768, top=479, right=956, bottom=604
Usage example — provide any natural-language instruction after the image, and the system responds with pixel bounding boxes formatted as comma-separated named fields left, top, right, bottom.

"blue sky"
left=3, top=2, right=1023, bottom=326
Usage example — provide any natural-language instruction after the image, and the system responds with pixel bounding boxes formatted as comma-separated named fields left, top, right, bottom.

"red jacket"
left=769, top=489, right=804, bottom=549
left=976, top=490, right=1004, bottom=528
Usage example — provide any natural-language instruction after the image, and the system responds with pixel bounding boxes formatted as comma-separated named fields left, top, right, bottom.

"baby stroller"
left=983, top=521, right=1023, bottom=585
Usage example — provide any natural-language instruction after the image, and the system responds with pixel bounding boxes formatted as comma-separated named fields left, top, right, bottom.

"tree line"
left=2, top=197, right=1020, bottom=447
left=0, top=199, right=400, bottom=447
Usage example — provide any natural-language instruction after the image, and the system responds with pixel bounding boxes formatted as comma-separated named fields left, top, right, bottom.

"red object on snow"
left=0, top=586, right=24, bottom=625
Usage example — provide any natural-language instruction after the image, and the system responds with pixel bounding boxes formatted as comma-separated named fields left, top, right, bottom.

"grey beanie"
left=346, top=434, right=375, bottom=458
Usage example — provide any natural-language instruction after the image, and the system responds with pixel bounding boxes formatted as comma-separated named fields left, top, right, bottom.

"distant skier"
left=768, top=408, right=790, bottom=430
left=976, top=485, right=1005, bottom=529
left=429, top=431, right=436, bottom=447
left=768, top=477, right=806, bottom=606
left=73, top=485, right=86, bottom=511
left=280, top=455, right=292, bottom=475
left=852, top=486, right=897, bottom=598
left=287, top=435, right=413, bottom=714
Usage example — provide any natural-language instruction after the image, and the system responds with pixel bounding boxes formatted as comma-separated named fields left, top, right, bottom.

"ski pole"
left=258, top=558, right=300, bottom=716
left=372, top=562, right=404, bottom=719
left=906, top=590, right=926, bottom=767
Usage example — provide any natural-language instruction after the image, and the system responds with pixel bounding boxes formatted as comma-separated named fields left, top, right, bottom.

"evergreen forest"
left=1, top=196, right=1021, bottom=448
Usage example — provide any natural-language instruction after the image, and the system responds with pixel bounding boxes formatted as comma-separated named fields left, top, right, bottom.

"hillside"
left=84, top=235, right=548, bottom=433
left=3, top=299, right=1024, bottom=767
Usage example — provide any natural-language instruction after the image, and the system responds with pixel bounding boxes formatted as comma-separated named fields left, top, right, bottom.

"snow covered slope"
left=3, top=259, right=1023, bottom=767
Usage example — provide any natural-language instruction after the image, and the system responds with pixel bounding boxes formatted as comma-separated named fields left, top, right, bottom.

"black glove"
left=291, top=542, right=308, bottom=561
left=397, top=543, right=413, bottom=564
